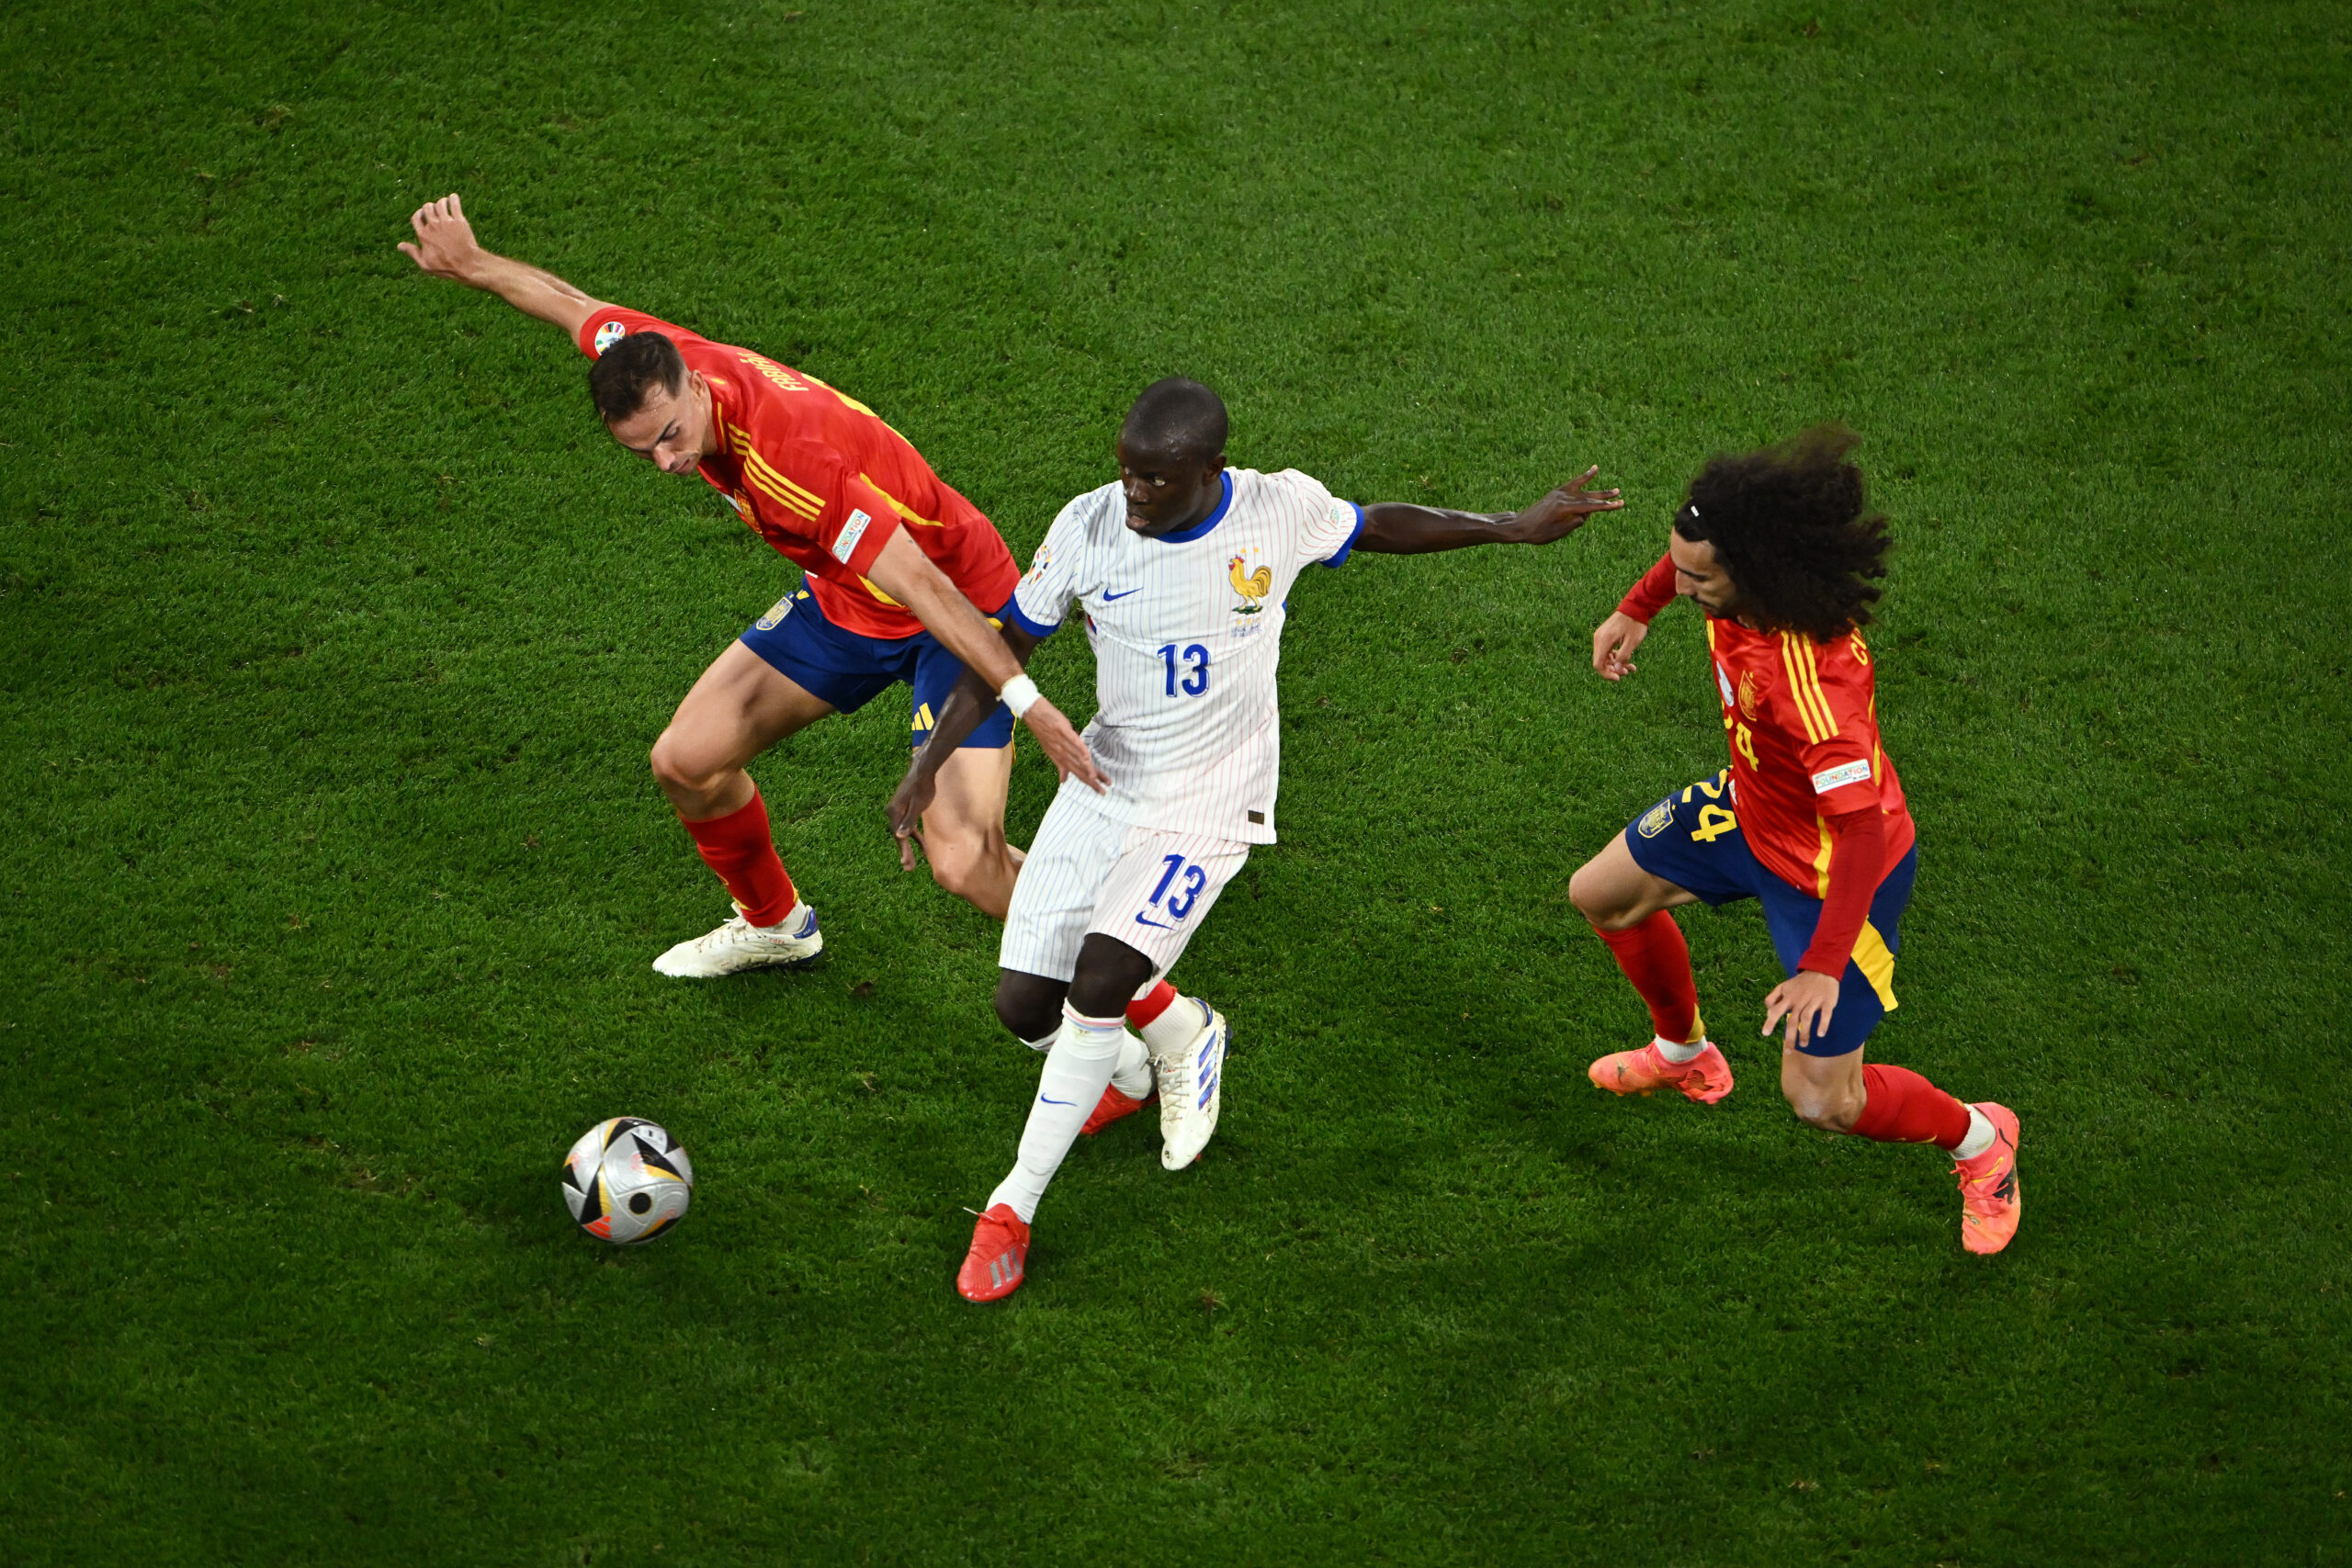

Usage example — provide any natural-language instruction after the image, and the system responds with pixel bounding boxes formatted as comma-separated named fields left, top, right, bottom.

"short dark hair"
left=588, top=331, right=685, bottom=423
left=1121, top=377, right=1227, bottom=460
left=1676, top=424, right=1890, bottom=641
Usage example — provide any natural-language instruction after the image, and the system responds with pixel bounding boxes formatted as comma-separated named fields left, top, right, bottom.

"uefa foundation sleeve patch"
left=831, top=509, right=873, bottom=564
left=1810, top=759, right=1873, bottom=795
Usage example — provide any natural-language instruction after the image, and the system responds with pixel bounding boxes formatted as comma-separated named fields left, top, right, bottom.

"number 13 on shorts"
left=1005, top=817, right=1251, bottom=980
left=1143, top=853, right=1208, bottom=923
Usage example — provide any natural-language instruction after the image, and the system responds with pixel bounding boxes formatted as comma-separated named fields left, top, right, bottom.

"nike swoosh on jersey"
left=1134, top=914, right=1176, bottom=930
left=1102, top=587, right=1142, bottom=600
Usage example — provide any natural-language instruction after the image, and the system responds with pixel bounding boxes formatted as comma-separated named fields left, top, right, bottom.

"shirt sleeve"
left=1008, top=500, right=1091, bottom=637
left=577, top=305, right=698, bottom=360
left=743, top=437, right=903, bottom=580
left=1617, top=554, right=1678, bottom=621
left=1270, top=469, right=1365, bottom=568
left=1800, top=805, right=1887, bottom=976
left=1776, top=635, right=1883, bottom=816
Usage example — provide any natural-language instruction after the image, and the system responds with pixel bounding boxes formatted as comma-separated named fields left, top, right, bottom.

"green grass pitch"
left=4, top=0, right=2348, bottom=1561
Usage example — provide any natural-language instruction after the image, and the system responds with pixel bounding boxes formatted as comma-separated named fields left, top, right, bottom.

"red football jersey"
left=1622, top=554, right=1916, bottom=897
left=577, top=307, right=1018, bottom=639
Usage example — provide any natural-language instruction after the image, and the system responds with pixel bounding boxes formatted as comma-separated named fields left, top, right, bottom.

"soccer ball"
left=562, top=1117, right=694, bottom=1244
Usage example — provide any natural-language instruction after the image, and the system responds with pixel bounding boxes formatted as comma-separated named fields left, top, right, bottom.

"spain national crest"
left=1637, top=798, right=1676, bottom=839
left=1736, top=668, right=1765, bottom=721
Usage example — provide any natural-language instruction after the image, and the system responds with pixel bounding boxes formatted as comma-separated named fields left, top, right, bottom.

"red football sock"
left=1126, top=981, right=1179, bottom=1030
left=679, top=787, right=797, bottom=928
left=1850, top=1064, right=1971, bottom=1149
left=1595, top=911, right=1702, bottom=1044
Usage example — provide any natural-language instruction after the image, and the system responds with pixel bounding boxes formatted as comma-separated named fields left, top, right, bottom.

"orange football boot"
left=956, top=1203, right=1031, bottom=1302
left=1588, top=1039, right=1735, bottom=1104
left=1953, top=1102, right=2022, bottom=1255
left=1080, top=1082, right=1156, bottom=1136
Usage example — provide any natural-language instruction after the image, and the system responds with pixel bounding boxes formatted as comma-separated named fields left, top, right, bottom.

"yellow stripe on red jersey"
left=576, top=305, right=1017, bottom=638
left=1704, top=616, right=1916, bottom=899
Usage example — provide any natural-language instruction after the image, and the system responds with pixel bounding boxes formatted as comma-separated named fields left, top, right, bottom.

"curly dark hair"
left=1675, top=425, right=1891, bottom=641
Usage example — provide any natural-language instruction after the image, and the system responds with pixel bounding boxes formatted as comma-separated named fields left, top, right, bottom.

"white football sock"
left=988, top=1005, right=1125, bottom=1224
left=754, top=900, right=811, bottom=935
left=1023, top=1023, right=1148, bottom=1096
left=1951, top=1104, right=1996, bottom=1162
left=1653, top=1034, right=1709, bottom=1065
left=1138, top=994, right=1210, bottom=1058
left=1111, top=1032, right=1155, bottom=1100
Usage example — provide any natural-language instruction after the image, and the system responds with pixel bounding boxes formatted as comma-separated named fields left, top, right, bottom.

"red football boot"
left=1080, top=1082, right=1156, bottom=1136
left=1953, top=1102, right=2022, bottom=1256
left=956, top=1203, right=1031, bottom=1302
left=1588, top=1039, right=1735, bottom=1105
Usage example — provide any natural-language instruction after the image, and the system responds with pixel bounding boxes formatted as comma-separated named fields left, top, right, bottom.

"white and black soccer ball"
left=562, top=1117, right=694, bottom=1244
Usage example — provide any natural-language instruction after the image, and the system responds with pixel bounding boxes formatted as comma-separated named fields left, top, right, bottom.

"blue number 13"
left=1157, top=643, right=1209, bottom=697
left=1149, top=853, right=1208, bottom=919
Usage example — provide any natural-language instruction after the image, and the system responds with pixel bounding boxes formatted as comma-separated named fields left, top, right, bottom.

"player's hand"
left=1762, top=969, right=1842, bottom=1052
left=888, top=763, right=939, bottom=871
left=1023, top=697, right=1107, bottom=793
left=397, top=193, right=484, bottom=282
left=1592, top=611, right=1649, bottom=681
left=1503, top=466, right=1623, bottom=546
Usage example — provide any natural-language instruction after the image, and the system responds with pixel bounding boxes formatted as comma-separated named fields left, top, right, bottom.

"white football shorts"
left=999, top=798, right=1250, bottom=982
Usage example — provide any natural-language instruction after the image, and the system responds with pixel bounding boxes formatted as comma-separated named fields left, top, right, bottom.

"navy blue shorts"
left=739, top=584, right=1014, bottom=751
left=1623, top=769, right=1917, bottom=1057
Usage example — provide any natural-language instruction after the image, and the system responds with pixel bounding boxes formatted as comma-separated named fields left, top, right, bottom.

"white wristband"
left=999, top=673, right=1042, bottom=718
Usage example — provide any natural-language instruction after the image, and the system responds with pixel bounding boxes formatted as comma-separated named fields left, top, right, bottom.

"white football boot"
left=1149, top=1002, right=1227, bottom=1171
left=651, top=901, right=823, bottom=978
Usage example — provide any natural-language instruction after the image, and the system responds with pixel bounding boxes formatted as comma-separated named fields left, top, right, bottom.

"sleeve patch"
left=831, top=509, right=873, bottom=564
left=1318, top=500, right=1367, bottom=568
left=1811, top=759, right=1873, bottom=795
left=593, top=320, right=628, bottom=355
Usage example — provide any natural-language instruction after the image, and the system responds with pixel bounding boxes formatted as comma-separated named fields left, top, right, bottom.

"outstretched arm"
left=888, top=622, right=1052, bottom=870
left=396, top=194, right=606, bottom=339
left=865, top=529, right=1102, bottom=797
left=1592, top=554, right=1678, bottom=681
left=1354, top=466, right=1622, bottom=555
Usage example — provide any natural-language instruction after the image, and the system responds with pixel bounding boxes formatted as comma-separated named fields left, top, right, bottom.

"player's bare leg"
left=1567, top=833, right=1699, bottom=933
left=1779, top=1044, right=1866, bottom=1131
left=652, top=640, right=833, bottom=816
left=912, top=740, right=1023, bottom=919
left=647, top=642, right=832, bottom=976
left=1571, top=836, right=1732, bottom=1101
left=1781, top=1042, right=2021, bottom=1255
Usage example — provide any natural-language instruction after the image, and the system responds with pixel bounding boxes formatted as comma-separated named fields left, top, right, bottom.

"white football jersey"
left=1008, top=467, right=1364, bottom=845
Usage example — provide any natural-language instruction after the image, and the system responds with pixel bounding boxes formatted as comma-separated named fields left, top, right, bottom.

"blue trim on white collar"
left=1156, top=471, right=1233, bottom=545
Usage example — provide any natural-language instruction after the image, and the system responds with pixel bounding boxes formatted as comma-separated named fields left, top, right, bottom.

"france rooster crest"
left=1227, top=552, right=1272, bottom=616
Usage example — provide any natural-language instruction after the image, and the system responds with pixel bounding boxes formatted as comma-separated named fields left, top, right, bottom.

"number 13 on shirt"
left=1158, top=643, right=1209, bottom=697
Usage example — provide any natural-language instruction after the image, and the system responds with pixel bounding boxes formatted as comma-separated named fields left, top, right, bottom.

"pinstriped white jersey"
left=1008, top=468, right=1365, bottom=845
